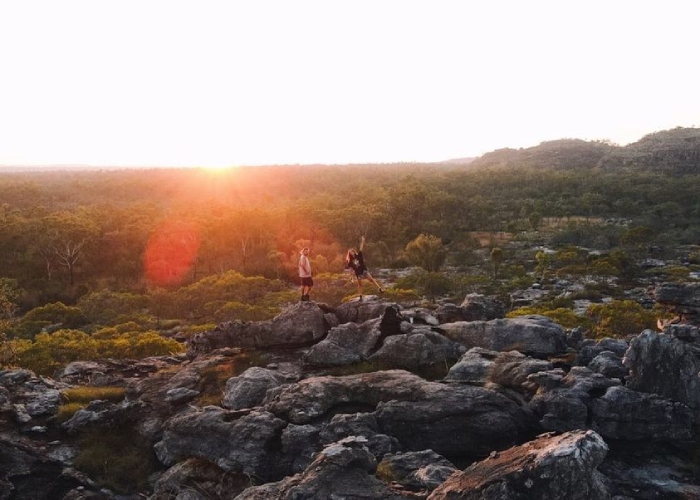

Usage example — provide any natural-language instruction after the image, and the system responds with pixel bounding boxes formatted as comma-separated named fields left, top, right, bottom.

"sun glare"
left=201, top=165, right=234, bottom=175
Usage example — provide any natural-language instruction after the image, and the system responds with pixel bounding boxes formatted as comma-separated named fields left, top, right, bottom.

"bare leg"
left=364, top=272, right=383, bottom=291
left=356, top=277, right=363, bottom=297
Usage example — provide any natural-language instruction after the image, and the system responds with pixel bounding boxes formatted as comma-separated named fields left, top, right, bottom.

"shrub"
left=62, top=385, right=126, bottom=404
left=14, top=329, right=185, bottom=376
left=508, top=306, right=592, bottom=330
left=74, top=427, right=159, bottom=494
left=12, top=302, right=87, bottom=339
left=586, top=300, right=658, bottom=338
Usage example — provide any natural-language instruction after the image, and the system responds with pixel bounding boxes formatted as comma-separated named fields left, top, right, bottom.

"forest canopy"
left=2, top=127, right=700, bottom=373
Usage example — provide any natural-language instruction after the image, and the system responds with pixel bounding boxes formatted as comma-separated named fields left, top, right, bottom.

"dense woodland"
left=2, top=127, right=700, bottom=374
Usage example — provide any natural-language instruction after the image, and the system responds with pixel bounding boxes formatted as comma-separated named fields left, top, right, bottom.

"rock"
left=599, top=443, right=700, bottom=499
left=319, top=413, right=399, bottom=459
left=459, top=294, right=506, bottom=320
left=528, top=367, right=620, bottom=432
left=373, top=384, right=537, bottom=459
left=190, top=302, right=332, bottom=351
left=577, top=338, right=629, bottom=366
left=155, top=408, right=289, bottom=482
left=624, top=330, right=700, bottom=412
left=221, top=366, right=288, bottom=410
left=280, top=423, right=321, bottom=474
left=377, top=450, right=457, bottom=492
left=439, top=315, right=567, bottom=358
left=653, top=282, right=700, bottom=321
left=588, top=351, right=627, bottom=380
left=590, top=386, right=693, bottom=441
left=368, top=327, right=465, bottom=372
left=445, top=347, right=552, bottom=390
left=62, top=399, right=143, bottom=434
left=234, top=436, right=416, bottom=499
left=264, top=370, right=536, bottom=460
left=335, top=297, right=398, bottom=324
left=303, top=318, right=383, bottom=367
left=528, top=366, right=693, bottom=442
left=150, top=458, right=251, bottom=500
left=435, top=295, right=505, bottom=324
left=164, top=387, right=200, bottom=405
left=265, top=370, right=431, bottom=424
left=0, top=369, right=63, bottom=423
left=0, top=434, right=104, bottom=500
left=428, top=430, right=609, bottom=500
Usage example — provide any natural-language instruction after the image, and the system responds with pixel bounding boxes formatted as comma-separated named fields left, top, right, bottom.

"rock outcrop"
left=439, top=315, right=568, bottom=358
left=428, top=430, right=609, bottom=500
left=5, top=294, right=700, bottom=498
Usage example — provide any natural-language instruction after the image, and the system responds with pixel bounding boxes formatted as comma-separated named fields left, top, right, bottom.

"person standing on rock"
left=346, top=236, right=383, bottom=300
left=299, top=247, right=313, bottom=302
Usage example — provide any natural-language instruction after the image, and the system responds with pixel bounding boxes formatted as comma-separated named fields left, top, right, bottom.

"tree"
left=490, top=247, right=503, bottom=279
left=39, top=212, right=99, bottom=286
left=529, top=211, right=543, bottom=231
left=405, top=234, right=446, bottom=272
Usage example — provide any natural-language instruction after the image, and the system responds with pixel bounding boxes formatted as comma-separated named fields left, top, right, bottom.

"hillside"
left=468, top=127, right=700, bottom=174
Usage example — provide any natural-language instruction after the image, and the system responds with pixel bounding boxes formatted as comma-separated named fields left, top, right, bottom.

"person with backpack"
left=345, top=236, right=383, bottom=300
left=299, top=247, right=313, bottom=302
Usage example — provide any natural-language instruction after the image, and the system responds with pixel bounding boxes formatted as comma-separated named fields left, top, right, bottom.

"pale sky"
left=1, top=1, right=698, bottom=167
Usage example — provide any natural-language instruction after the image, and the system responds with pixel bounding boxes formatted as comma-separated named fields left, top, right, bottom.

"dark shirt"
left=347, top=251, right=367, bottom=276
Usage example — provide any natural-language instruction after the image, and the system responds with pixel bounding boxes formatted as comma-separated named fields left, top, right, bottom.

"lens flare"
left=144, top=220, right=200, bottom=286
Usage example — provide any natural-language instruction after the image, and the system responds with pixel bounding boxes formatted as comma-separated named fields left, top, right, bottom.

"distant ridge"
left=2, top=126, right=698, bottom=173
left=467, top=127, right=700, bottom=174
left=438, top=157, right=476, bottom=165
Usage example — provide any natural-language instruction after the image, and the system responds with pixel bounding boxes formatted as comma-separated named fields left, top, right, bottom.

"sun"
left=201, top=165, right=234, bottom=174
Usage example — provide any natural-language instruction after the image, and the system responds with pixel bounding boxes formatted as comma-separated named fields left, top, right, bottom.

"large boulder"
left=319, top=412, right=399, bottom=459
left=445, top=347, right=552, bottom=390
left=377, top=449, right=457, bottom=492
left=0, top=434, right=104, bottom=500
left=435, top=294, right=506, bottom=323
left=222, top=366, right=288, bottom=410
left=623, top=330, right=700, bottom=412
left=304, top=306, right=443, bottom=369
left=576, top=338, right=629, bottom=366
left=150, top=458, right=251, bottom=500
left=528, top=367, right=620, bottom=432
left=303, top=318, right=383, bottom=367
left=653, top=282, right=700, bottom=322
left=190, top=302, right=332, bottom=351
left=0, top=369, right=64, bottom=426
left=234, top=436, right=417, bottom=499
left=428, top=430, right=609, bottom=500
left=334, top=296, right=398, bottom=324
left=154, top=408, right=289, bottom=482
left=590, top=386, right=693, bottom=441
left=367, top=327, right=466, bottom=372
left=439, top=315, right=567, bottom=358
left=264, top=370, right=537, bottom=459
left=528, top=367, right=693, bottom=442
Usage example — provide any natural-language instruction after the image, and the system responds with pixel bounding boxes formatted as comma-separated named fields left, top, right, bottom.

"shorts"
left=354, top=271, right=369, bottom=279
left=300, top=277, right=314, bottom=287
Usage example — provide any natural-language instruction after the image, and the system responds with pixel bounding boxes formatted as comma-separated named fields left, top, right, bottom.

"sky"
left=1, top=1, right=698, bottom=168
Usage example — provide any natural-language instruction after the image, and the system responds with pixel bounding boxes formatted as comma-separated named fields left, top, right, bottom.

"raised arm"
left=359, top=235, right=366, bottom=252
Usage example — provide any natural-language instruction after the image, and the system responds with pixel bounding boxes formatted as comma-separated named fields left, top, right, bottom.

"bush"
left=13, top=329, right=185, bottom=376
left=56, top=386, right=126, bottom=422
left=74, top=427, right=159, bottom=494
left=586, top=300, right=658, bottom=338
left=508, top=306, right=592, bottom=330
left=12, top=302, right=87, bottom=339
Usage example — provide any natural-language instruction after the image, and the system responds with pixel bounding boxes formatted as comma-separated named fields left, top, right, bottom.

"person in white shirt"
left=299, top=247, right=313, bottom=302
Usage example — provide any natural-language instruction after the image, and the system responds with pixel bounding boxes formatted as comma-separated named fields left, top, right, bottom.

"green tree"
left=490, top=247, right=503, bottom=279
left=405, top=234, right=446, bottom=272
